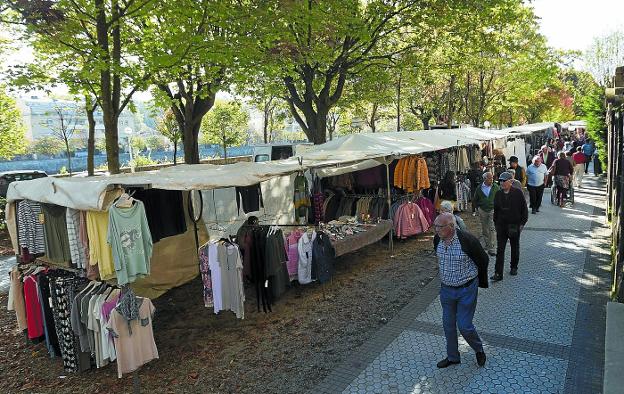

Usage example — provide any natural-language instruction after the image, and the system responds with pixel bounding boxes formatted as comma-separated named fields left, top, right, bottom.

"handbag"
left=507, top=223, right=520, bottom=238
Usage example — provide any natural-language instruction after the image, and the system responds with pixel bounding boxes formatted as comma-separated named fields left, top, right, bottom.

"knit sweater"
left=472, top=182, right=500, bottom=212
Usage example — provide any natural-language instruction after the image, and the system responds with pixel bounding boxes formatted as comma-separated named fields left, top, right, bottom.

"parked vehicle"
left=252, top=143, right=312, bottom=162
left=0, top=170, right=48, bottom=198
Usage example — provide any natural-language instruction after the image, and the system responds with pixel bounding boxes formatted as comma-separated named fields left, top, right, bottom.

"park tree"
left=257, top=0, right=531, bottom=144
left=45, top=102, right=81, bottom=174
left=150, top=0, right=258, bottom=164
left=0, top=88, right=27, bottom=159
left=32, top=136, right=65, bottom=157
left=156, top=109, right=182, bottom=164
left=200, top=101, right=248, bottom=159
left=145, top=135, right=167, bottom=152
left=584, top=30, right=624, bottom=87
left=5, top=0, right=156, bottom=174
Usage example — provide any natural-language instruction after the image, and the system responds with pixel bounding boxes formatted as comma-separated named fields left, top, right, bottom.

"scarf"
left=115, top=287, right=143, bottom=335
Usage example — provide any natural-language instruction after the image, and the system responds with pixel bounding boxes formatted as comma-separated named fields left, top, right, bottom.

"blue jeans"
left=440, top=278, right=483, bottom=361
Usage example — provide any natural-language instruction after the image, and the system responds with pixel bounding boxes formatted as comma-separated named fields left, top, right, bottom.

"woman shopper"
left=549, top=151, right=574, bottom=208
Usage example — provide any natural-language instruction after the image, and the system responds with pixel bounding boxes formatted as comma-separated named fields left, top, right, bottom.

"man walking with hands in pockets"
left=433, top=213, right=489, bottom=369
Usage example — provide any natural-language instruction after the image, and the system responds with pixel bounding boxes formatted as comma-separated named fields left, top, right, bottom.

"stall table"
left=330, top=219, right=393, bottom=257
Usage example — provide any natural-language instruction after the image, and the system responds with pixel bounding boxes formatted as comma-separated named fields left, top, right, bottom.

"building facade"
left=16, top=96, right=138, bottom=141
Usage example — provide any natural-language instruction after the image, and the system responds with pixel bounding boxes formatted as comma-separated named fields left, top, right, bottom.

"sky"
left=530, top=0, right=624, bottom=51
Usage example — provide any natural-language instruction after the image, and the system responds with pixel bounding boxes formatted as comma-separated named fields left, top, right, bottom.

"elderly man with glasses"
left=433, top=212, right=489, bottom=369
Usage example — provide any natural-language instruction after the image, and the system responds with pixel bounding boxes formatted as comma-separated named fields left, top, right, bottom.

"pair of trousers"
left=526, top=184, right=545, bottom=210
left=584, top=155, right=592, bottom=173
left=495, top=224, right=520, bottom=275
left=573, top=164, right=584, bottom=187
left=477, top=209, right=495, bottom=253
left=440, top=279, right=483, bottom=362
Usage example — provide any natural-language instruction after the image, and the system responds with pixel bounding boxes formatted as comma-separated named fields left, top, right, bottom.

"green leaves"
left=0, top=88, right=27, bottom=159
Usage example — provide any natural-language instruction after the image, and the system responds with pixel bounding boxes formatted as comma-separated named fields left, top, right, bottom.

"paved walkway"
left=315, top=174, right=610, bottom=394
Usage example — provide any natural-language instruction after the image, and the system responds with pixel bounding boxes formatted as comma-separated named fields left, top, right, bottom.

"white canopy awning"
left=498, top=122, right=556, bottom=136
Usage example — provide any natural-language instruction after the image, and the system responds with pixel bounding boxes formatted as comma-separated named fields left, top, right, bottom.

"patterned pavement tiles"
left=342, top=330, right=567, bottom=394
left=314, top=176, right=607, bottom=394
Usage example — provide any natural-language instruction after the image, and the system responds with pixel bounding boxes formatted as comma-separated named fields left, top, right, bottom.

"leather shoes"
left=476, top=351, right=486, bottom=367
left=437, top=358, right=461, bottom=368
left=487, top=250, right=496, bottom=256
left=510, top=268, right=518, bottom=276
left=490, top=273, right=503, bottom=282
left=531, top=209, right=536, bottom=214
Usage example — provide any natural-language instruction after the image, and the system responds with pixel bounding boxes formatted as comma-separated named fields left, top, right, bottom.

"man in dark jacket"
left=433, top=213, right=488, bottom=369
left=491, top=172, right=529, bottom=281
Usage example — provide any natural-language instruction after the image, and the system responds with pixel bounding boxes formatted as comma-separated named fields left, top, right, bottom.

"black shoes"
left=531, top=209, right=536, bottom=214
left=510, top=268, right=518, bottom=276
left=490, top=273, right=503, bottom=282
left=437, top=358, right=461, bottom=368
left=487, top=251, right=496, bottom=256
left=476, top=351, right=486, bottom=367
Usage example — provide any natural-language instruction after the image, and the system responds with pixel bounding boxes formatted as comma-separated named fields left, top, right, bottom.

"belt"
left=444, top=277, right=476, bottom=289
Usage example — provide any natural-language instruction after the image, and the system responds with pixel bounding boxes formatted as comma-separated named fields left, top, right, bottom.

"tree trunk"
left=103, top=113, right=120, bottom=173
left=64, top=139, right=72, bottom=175
left=183, top=121, right=201, bottom=164
left=447, top=75, right=456, bottom=128
left=85, top=99, right=97, bottom=176
left=421, top=116, right=430, bottom=130
left=396, top=72, right=402, bottom=132
left=173, top=141, right=178, bottom=165
left=222, top=137, right=228, bottom=160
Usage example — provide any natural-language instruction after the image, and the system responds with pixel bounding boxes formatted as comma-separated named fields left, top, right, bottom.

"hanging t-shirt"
left=107, top=201, right=153, bottom=286
left=236, top=184, right=263, bottom=213
left=66, top=208, right=88, bottom=269
left=17, top=200, right=46, bottom=255
left=106, top=298, right=159, bottom=378
left=41, top=204, right=72, bottom=265
left=131, top=189, right=187, bottom=242
left=86, top=211, right=116, bottom=280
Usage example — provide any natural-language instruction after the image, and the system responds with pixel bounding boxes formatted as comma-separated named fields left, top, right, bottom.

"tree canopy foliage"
left=0, top=0, right=618, bottom=173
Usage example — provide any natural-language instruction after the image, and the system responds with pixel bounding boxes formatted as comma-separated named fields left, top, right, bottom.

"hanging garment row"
left=14, top=188, right=187, bottom=284
left=7, top=266, right=158, bottom=377
left=393, top=156, right=430, bottom=192
left=199, top=224, right=337, bottom=315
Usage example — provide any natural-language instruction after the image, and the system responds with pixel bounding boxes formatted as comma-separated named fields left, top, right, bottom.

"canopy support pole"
left=385, top=161, right=394, bottom=255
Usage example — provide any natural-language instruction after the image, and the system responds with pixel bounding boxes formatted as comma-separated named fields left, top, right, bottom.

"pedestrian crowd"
left=431, top=126, right=599, bottom=370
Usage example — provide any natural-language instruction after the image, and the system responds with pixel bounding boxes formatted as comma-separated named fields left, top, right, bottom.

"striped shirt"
left=436, top=235, right=478, bottom=286
left=66, top=208, right=88, bottom=269
left=17, top=200, right=46, bottom=254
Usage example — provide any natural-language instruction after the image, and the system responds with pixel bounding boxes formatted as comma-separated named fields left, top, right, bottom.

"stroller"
left=550, top=176, right=574, bottom=206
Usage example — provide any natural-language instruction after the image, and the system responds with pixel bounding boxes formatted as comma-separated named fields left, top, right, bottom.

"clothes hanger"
left=115, top=190, right=135, bottom=208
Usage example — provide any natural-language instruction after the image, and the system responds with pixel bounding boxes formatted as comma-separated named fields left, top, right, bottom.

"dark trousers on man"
left=584, top=154, right=592, bottom=173
left=495, top=224, right=520, bottom=275
left=527, top=184, right=545, bottom=211
left=440, top=279, right=483, bottom=362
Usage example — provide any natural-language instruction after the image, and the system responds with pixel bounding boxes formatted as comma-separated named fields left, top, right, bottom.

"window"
left=254, top=154, right=270, bottom=162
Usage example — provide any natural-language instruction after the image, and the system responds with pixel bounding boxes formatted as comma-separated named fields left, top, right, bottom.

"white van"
left=252, top=143, right=312, bottom=162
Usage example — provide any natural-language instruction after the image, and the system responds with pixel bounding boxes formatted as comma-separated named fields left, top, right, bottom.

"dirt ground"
left=0, top=214, right=483, bottom=393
